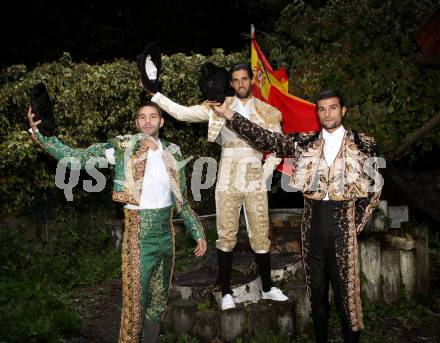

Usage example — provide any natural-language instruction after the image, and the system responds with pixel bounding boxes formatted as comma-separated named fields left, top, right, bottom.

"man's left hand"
left=194, top=238, right=207, bottom=257
left=27, top=106, right=42, bottom=133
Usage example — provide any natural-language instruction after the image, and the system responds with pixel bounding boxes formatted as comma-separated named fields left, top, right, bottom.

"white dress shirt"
left=105, top=140, right=172, bottom=209
left=322, top=125, right=345, bottom=200
left=219, top=96, right=254, bottom=143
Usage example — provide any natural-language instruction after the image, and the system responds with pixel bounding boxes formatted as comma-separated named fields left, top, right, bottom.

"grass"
left=0, top=206, right=121, bottom=342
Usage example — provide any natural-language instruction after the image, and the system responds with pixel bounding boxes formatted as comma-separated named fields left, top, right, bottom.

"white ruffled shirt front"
left=322, top=125, right=345, bottom=200
left=105, top=139, right=172, bottom=209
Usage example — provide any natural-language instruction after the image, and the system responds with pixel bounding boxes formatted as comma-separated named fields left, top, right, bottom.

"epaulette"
left=165, top=142, right=182, bottom=156
left=254, top=98, right=282, bottom=125
left=352, top=131, right=379, bottom=156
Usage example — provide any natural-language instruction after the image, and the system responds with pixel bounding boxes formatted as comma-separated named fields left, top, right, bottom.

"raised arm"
left=34, top=132, right=111, bottom=169
left=28, top=107, right=111, bottom=169
left=151, top=92, right=211, bottom=123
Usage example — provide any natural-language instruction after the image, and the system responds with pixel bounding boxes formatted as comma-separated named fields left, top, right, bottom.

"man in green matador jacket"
left=28, top=101, right=207, bottom=343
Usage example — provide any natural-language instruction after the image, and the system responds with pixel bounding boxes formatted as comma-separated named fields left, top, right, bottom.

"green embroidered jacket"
left=35, top=131, right=205, bottom=241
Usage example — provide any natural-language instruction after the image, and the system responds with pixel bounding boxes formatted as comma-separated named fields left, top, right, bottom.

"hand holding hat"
left=137, top=43, right=161, bottom=94
left=198, top=62, right=229, bottom=104
left=28, top=82, right=56, bottom=136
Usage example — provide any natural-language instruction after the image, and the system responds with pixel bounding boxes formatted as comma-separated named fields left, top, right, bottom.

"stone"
left=195, top=311, right=219, bottom=343
left=285, top=280, right=311, bottom=333
left=270, top=254, right=303, bottom=282
left=172, top=299, right=197, bottom=335
left=220, top=303, right=245, bottom=342
left=213, top=276, right=262, bottom=305
left=273, top=300, right=296, bottom=338
left=174, top=265, right=218, bottom=303
left=381, top=248, right=401, bottom=305
left=162, top=302, right=174, bottom=332
left=388, top=205, right=409, bottom=229
left=400, top=250, right=417, bottom=300
left=366, top=199, right=388, bottom=232
left=245, top=303, right=272, bottom=336
left=359, top=237, right=381, bottom=302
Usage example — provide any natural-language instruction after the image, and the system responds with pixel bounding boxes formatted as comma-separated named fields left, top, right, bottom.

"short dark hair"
left=315, top=89, right=345, bottom=108
left=137, top=101, right=163, bottom=117
left=229, top=62, right=253, bottom=80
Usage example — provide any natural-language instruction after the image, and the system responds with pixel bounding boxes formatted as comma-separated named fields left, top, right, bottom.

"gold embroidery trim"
left=119, top=209, right=142, bottom=342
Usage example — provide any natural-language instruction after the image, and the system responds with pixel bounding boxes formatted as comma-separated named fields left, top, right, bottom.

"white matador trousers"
left=215, top=147, right=272, bottom=253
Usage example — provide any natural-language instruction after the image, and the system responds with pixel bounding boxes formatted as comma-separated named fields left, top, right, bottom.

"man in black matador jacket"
left=210, top=89, right=383, bottom=343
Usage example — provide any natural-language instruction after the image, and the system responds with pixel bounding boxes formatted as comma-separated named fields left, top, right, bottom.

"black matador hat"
left=137, top=42, right=161, bottom=93
left=29, top=82, right=56, bottom=136
left=198, top=62, right=229, bottom=104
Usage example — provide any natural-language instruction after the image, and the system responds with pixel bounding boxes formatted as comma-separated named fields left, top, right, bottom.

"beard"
left=141, top=126, right=160, bottom=138
left=321, top=119, right=342, bottom=131
left=235, top=87, right=252, bottom=99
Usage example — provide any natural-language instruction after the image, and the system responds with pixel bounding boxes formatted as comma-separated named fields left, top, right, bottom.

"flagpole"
left=251, top=24, right=272, bottom=86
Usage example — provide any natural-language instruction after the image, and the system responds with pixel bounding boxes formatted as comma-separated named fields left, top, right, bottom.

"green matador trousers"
left=119, top=206, right=175, bottom=343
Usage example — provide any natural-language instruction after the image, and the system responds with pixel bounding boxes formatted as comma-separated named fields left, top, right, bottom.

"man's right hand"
left=138, top=79, right=157, bottom=97
left=208, top=100, right=235, bottom=120
left=145, top=138, right=159, bottom=151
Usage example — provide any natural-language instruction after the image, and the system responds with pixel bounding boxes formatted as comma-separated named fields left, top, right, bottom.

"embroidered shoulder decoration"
left=352, top=131, right=378, bottom=156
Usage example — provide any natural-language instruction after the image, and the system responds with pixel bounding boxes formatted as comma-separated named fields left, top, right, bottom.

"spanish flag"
left=251, top=26, right=320, bottom=174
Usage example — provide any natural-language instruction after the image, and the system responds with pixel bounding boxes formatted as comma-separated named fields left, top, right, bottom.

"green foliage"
left=264, top=0, right=440, bottom=157
left=0, top=207, right=120, bottom=342
left=0, top=280, right=81, bottom=343
left=0, top=49, right=244, bottom=217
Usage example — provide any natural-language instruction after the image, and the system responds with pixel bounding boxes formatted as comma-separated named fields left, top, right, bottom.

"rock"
left=195, top=311, right=219, bottom=342
left=220, top=303, right=245, bottom=342
left=245, top=303, right=272, bottom=336
left=400, top=250, right=417, bottom=300
left=162, top=302, right=174, bottom=332
left=359, top=237, right=381, bottom=302
left=285, top=280, right=311, bottom=333
left=273, top=300, right=296, bottom=337
left=172, top=299, right=197, bottom=335
left=213, top=276, right=262, bottom=305
left=381, top=248, right=401, bottom=305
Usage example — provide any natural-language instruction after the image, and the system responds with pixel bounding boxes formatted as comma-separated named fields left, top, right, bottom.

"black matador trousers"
left=309, top=200, right=360, bottom=343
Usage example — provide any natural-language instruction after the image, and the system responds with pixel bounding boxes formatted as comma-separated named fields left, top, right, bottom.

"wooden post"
left=415, top=225, right=430, bottom=299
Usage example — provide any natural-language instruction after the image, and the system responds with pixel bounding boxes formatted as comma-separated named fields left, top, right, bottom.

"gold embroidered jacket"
left=226, top=113, right=383, bottom=233
left=34, top=131, right=205, bottom=241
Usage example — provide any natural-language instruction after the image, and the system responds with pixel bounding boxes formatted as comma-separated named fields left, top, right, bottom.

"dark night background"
left=1, top=1, right=293, bottom=69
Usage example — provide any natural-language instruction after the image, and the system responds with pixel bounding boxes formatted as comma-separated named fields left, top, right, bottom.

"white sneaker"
left=261, top=287, right=289, bottom=301
left=221, top=294, right=236, bottom=310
